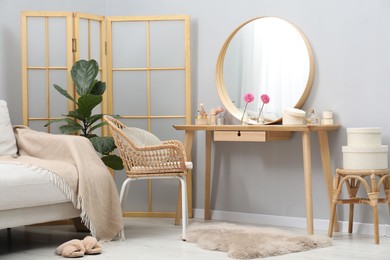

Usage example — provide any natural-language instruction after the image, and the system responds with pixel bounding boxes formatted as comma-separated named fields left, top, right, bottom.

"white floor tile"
left=1, top=217, right=390, bottom=259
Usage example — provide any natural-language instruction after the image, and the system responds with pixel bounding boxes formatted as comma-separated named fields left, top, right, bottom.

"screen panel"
left=106, top=15, right=191, bottom=217
left=22, top=12, right=73, bottom=130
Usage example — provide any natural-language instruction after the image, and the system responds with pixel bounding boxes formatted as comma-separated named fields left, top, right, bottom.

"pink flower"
left=257, top=93, right=270, bottom=123
left=241, top=93, right=255, bottom=123
left=260, top=94, right=270, bottom=104
left=244, top=93, right=255, bottom=103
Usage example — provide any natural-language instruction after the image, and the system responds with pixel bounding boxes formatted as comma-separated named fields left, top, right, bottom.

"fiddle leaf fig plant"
left=45, top=59, right=124, bottom=170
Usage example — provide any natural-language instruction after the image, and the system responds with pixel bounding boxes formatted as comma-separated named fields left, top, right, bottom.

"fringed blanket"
left=0, top=126, right=124, bottom=242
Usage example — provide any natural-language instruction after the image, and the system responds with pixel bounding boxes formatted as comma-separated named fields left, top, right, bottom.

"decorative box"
left=322, top=110, right=333, bottom=119
left=321, top=110, right=334, bottom=125
left=321, top=118, right=334, bottom=125
left=342, top=145, right=388, bottom=169
left=282, top=108, right=306, bottom=125
left=347, top=127, right=382, bottom=147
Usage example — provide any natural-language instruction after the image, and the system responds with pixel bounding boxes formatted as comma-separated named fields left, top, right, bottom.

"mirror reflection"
left=216, top=17, right=314, bottom=124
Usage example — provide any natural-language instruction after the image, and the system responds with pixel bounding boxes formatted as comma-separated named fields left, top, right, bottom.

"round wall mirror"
left=216, top=17, right=314, bottom=124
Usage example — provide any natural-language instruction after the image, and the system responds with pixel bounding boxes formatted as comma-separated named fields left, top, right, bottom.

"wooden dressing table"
left=173, top=124, right=340, bottom=235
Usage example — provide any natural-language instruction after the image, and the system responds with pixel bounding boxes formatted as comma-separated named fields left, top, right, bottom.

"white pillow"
left=122, top=127, right=162, bottom=147
left=0, top=100, right=18, bottom=156
left=121, top=127, right=169, bottom=166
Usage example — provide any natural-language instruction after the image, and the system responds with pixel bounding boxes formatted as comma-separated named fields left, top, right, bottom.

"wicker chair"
left=328, top=168, right=390, bottom=244
left=103, top=115, right=192, bottom=240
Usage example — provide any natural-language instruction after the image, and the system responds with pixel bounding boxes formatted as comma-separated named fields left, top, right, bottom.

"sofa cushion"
left=0, top=163, right=72, bottom=211
left=0, top=100, right=17, bottom=157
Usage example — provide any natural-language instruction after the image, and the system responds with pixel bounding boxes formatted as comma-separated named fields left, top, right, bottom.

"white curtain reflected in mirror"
left=219, top=17, right=313, bottom=124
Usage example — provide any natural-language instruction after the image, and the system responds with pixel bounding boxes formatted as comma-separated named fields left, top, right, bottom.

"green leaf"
left=88, top=80, right=106, bottom=95
left=86, top=114, right=103, bottom=125
left=67, top=110, right=85, bottom=121
left=59, top=125, right=83, bottom=135
left=77, top=94, right=102, bottom=119
left=89, top=122, right=107, bottom=133
left=53, top=84, right=77, bottom=104
left=90, top=136, right=116, bottom=155
left=101, top=155, right=124, bottom=170
left=71, top=59, right=99, bottom=96
left=44, top=118, right=80, bottom=127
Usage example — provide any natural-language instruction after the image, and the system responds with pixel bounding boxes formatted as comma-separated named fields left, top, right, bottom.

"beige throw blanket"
left=0, top=126, right=124, bottom=241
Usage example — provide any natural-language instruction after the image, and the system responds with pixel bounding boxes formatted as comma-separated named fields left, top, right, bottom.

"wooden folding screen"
left=21, top=12, right=191, bottom=218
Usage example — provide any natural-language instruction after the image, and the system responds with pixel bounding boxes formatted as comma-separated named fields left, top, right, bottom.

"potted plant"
left=45, top=59, right=123, bottom=170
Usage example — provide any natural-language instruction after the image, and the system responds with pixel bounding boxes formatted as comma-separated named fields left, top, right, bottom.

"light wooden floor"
left=1, top=218, right=389, bottom=259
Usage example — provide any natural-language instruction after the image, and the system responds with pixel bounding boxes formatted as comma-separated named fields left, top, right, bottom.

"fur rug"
left=185, top=222, right=331, bottom=259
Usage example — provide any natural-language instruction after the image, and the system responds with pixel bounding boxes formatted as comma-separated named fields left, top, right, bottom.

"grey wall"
left=1, top=0, right=390, bottom=226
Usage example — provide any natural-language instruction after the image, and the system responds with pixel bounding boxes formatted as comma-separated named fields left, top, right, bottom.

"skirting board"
left=193, top=208, right=390, bottom=237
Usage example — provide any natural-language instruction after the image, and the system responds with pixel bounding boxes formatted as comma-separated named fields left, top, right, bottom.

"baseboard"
left=193, top=208, right=389, bottom=236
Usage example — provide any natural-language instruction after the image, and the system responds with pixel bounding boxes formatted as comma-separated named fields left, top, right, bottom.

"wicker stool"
left=328, top=168, right=390, bottom=244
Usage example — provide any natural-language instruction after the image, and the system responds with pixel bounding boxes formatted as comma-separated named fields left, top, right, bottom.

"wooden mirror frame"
left=215, top=16, right=315, bottom=124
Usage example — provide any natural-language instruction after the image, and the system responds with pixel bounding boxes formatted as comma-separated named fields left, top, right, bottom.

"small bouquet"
left=257, top=94, right=270, bottom=123
left=241, top=93, right=255, bottom=124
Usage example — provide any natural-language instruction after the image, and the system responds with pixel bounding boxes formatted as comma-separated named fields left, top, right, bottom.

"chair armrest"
left=119, top=140, right=188, bottom=174
left=162, top=140, right=187, bottom=158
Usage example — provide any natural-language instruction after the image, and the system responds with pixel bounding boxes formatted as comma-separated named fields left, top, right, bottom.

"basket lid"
left=342, top=145, right=388, bottom=153
left=347, top=127, right=382, bottom=134
left=284, top=108, right=305, bottom=117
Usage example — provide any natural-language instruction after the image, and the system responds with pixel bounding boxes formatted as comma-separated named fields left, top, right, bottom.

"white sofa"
left=0, top=100, right=80, bottom=230
left=0, top=163, right=81, bottom=229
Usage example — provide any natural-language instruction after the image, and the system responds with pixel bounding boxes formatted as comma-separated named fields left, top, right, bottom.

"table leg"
left=184, top=130, right=194, bottom=218
left=204, top=130, right=212, bottom=220
left=302, top=131, right=314, bottom=235
left=175, top=130, right=194, bottom=225
left=318, top=130, right=339, bottom=232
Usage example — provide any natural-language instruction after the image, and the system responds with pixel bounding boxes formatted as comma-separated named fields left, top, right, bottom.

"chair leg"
left=178, top=175, right=188, bottom=241
left=348, top=204, right=354, bottom=234
left=368, top=173, right=380, bottom=244
left=383, top=176, right=390, bottom=216
left=346, top=178, right=359, bottom=234
left=373, top=205, right=379, bottom=244
left=175, top=186, right=182, bottom=226
left=119, top=178, right=133, bottom=210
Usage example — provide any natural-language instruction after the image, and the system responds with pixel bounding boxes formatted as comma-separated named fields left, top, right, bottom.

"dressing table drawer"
left=214, top=131, right=266, bottom=142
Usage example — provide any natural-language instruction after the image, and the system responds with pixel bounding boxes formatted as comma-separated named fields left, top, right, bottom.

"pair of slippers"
left=55, top=236, right=102, bottom=258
